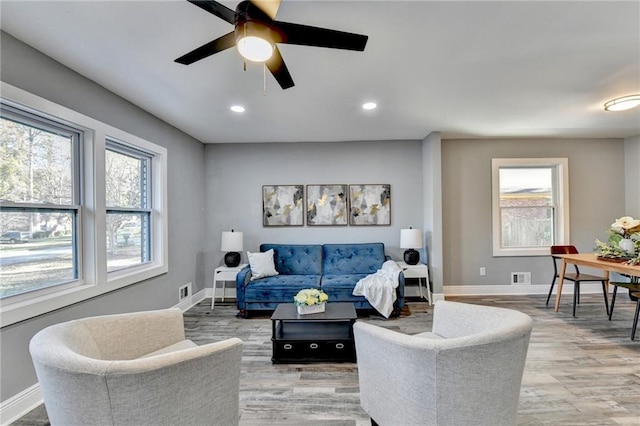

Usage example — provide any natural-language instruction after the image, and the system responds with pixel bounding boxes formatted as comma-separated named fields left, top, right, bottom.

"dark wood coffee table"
left=271, top=303, right=357, bottom=364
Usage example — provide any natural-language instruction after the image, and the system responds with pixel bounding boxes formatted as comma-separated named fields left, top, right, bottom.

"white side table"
left=211, top=264, right=247, bottom=309
left=397, top=261, right=431, bottom=305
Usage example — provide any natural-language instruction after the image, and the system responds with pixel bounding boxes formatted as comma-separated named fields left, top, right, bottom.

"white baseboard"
left=443, top=282, right=609, bottom=296
left=0, top=383, right=42, bottom=426
left=173, top=288, right=207, bottom=311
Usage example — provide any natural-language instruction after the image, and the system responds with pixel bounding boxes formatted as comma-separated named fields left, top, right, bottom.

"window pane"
left=0, top=211, right=76, bottom=298
left=501, top=207, right=554, bottom=248
left=0, top=117, right=73, bottom=205
left=106, top=213, right=149, bottom=272
left=499, top=168, right=552, bottom=207
left=106, top=149, right=145, bottom=209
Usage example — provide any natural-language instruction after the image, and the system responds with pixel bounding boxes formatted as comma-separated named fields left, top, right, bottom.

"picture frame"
left=262, top=185, right=305, bottom=227
left=306, top=184, right=348, bottom=226
left=348, top=184, right=391, bottom=226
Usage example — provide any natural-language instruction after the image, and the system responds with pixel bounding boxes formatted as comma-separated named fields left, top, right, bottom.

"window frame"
left=105, top=140, right=153, bottom=273
left=0, top=82, right=168, bottom=327
left=491, top=158, right=570, bottom=257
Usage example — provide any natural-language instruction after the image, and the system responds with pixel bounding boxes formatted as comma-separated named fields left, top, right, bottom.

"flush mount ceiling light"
left=604, top=94, right=640, bottom=111
left=362, top=102, right=377, bottom=110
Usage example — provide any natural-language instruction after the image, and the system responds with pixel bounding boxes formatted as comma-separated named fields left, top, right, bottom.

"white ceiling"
left=1, top=1, right=639, bottom=143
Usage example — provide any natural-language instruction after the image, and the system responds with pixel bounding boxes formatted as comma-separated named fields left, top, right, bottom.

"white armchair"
left=29, top=308, right=243, bottom=426
left=353, top=301, right=533, bottom=426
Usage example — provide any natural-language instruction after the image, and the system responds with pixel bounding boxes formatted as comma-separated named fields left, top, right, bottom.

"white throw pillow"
left=247, top=249, right=279, bottom=280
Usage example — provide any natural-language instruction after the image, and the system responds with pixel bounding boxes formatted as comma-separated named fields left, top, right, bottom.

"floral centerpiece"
left=294, top=288, right=329, bottom=315
left=595, top=216, right=640, bottom=265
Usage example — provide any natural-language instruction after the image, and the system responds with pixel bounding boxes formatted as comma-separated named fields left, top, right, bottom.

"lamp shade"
left=400, top=228, right=422, bottom=249
left=221, top=231, right=243, bottom=252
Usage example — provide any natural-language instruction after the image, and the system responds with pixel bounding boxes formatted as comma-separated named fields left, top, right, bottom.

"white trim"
left=174, top=288, right=207, bottom=312
left=443, top=282, right=609, bottom=296
left=0, top=82, right=168, bottom=327
left=491, top=158, right=570, bottom=257
left=0, top=383, right=42, bottom=426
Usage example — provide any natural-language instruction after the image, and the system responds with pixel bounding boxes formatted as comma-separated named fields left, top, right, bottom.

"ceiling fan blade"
left=250, top=0, right=281, bottom=20
left=273, top=21, right=368, bottom=51
left=175, top=31, right=236, bottom=65
left=265, top=46, right=294, bottom=89
left=187, top=0, right=236, bottom=24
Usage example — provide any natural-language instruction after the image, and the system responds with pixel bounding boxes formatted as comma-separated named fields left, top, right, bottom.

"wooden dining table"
left=555, top=253, right=640, bottom=312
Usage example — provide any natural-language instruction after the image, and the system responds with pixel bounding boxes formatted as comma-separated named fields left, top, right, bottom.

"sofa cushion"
left=261, top=244, right=322, bottom=275
left=245, top=275, right=321, bottom=302
left=247, top=249, right=279, bottom=280
left=322, top=243, right=386, bottom=275
left=321, top=274, right=370, bottom=303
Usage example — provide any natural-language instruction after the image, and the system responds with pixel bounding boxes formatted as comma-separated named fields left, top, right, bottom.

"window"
left=0, top=107, right=81, bottom=299
left=106, top=142, right=152, bottom=272
left=0, top=82, right=167, bottom=327
left=492, top=158, right=569, bottom=256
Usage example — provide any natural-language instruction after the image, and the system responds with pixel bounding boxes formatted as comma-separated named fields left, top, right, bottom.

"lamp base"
left=403, top=249, right=420, bottom=265
left=224, top=252, right=241, bottom=267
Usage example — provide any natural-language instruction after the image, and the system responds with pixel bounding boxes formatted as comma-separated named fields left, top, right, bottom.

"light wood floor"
left=14, top=294, right=640, bottom=425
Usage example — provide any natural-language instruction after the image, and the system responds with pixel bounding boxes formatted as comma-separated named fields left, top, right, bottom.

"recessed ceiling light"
left=604, top=95, right=640, bottom=111
left=362, top=102, right=377, bottom=110
left=230, top=105, right=245, bottom=113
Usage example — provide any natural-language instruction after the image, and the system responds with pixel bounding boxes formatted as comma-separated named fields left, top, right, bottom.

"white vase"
left=619, top=238, right=635, bottom=255
left=297, top=303, right=326, bottom=315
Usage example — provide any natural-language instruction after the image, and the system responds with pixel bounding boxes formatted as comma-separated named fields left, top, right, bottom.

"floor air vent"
left=511, top=272, right=531, bottom=285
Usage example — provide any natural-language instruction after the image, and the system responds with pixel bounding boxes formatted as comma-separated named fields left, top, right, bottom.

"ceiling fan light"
left=237, top=36, right=273, bottom=62
left=604, top=94, right=640, bottom=111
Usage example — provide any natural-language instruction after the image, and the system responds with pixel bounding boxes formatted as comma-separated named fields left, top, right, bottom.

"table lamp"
left=400, top=227, right=422, bottom=265
left=221, top=229, right=243, bottom=267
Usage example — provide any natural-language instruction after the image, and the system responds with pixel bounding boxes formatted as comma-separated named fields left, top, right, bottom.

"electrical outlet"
left=479, top=267, right=486, bottom=276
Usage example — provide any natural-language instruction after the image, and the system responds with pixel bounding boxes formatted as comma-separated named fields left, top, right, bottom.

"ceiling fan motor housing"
left=234, top=1, right=280, bottom=45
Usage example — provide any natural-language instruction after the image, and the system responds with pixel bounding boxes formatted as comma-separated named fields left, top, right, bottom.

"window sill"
left=0, top=263, right=167, bottom=328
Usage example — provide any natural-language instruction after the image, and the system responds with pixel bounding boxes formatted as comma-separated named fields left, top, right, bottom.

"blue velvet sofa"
left=236, top=243, right=405, bottom=318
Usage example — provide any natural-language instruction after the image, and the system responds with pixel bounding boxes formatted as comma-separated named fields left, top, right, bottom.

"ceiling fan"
left=175, top=0, right=368, bottom=90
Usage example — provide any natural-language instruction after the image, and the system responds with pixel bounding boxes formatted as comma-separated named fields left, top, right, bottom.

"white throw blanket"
left=353, top=260, right=401, bottom=318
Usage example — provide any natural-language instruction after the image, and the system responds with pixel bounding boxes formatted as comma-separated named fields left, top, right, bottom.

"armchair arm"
left=353, top=322, right=438, bottom=425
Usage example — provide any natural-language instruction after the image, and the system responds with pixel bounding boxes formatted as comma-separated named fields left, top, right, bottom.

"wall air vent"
left=511, top=272, right=531, bottom=285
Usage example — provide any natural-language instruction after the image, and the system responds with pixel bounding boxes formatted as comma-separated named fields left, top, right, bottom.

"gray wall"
left=0, top=33, right=207, bottom=400
left=441, top=138, right=626, bottom=287
left=203, top=140, right=425, bottom=288
left=625, top=135, right=640, bottom=216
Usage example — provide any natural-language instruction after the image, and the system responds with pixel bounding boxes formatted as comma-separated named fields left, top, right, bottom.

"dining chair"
left=607, top=276, right=640, bottom=340
left=546, top=245, right=609, bottom=317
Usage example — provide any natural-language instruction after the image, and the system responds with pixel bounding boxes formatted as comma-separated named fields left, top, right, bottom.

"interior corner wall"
left=421, top=132, right=443, bottom=297
left=441, top=138, right=626, bottom=288
left=625, top=135, right=640, bottom=216
left=0, top=32, right=206, bottom=402
left=203, top=140, right=424, bottom=288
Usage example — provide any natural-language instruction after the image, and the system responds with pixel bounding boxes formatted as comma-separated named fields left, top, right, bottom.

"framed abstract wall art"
left=306, top=184, right=348, bottom=226
left=262, top=185, right=304, bottom=226
left=348, top=184, right=391, bottom=226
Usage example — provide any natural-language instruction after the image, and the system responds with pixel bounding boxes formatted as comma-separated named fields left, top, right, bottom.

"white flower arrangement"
left=595, top=216, right=640, bottom=265
left=294, top=288, right=329, bottom=306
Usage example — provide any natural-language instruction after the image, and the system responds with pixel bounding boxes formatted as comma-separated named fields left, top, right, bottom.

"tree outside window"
left=105, top=142, right=152, bottom=272
left=0, top=113, right=79, bottom=298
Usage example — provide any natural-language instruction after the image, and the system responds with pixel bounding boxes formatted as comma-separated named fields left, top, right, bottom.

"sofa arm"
left=236, top=265, right=252, bottom=311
